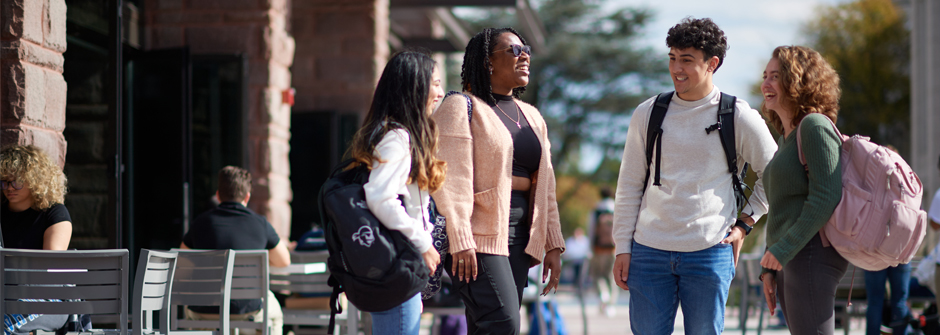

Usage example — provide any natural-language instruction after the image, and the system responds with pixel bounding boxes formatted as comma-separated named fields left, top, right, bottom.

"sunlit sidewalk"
left=529, top=290, right=869, bottom=335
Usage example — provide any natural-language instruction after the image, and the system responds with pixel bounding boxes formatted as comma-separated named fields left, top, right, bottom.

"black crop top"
left=489, top=93, right=542, bottom=179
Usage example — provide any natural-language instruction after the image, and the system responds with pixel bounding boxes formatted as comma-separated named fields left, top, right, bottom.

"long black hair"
left=348, top=50, right=445, bottom=192
left=461, top=27, right=528, bottom=106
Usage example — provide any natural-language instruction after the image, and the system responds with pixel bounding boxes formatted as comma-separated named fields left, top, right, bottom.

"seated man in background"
left=181, top=166, right=290, bottom=335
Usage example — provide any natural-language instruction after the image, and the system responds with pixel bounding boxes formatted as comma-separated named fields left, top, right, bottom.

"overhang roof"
left=390, top=0, right=546, bottom=53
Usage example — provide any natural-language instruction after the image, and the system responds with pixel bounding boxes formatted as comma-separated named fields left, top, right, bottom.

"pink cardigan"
left=431, top=92, right=565, bottom=265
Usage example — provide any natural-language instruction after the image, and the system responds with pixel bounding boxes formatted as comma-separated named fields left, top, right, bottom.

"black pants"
left=446, top=191, right=532, bottom=334
left=446, top=244, right=531, bottom=335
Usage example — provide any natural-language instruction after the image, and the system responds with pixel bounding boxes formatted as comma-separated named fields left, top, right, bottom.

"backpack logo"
left=352, top=223, right=374, bottom=247
left=350, top=198, right=368, bottom=209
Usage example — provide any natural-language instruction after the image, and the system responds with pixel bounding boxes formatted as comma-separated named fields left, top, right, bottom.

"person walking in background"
left=563, top=227, right=590, bottom=289
left=180, top=166, right=290, bottom=335
left=865, top=264, right=913, bottom=335
left=1, top=144, right=74, bottom=335
left=864, top=145, right=913, bottom=335
left=611, top=17, right=776, bottom=334
left=928, top=155, right=940, bottom=309
left=432, top=27, right=566, bottom=334
left=344, top=50, right=446, bottom=335
left=588, top=187, right=617, bottom=317
left=759, top=45, right=848, bottom=335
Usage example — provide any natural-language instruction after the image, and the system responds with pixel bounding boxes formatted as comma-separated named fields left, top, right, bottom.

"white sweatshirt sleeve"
left=363, top=130, right=433, bottom=253
left=611, top=97, right=656, bottom=255
left=734, top=102, right=778, bottom=223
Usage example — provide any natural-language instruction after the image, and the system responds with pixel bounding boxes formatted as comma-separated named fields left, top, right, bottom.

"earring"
left=489, top=68, right=493, bottom=76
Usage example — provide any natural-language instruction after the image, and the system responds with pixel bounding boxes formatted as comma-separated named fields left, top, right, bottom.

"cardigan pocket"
left=471, top=187, right=500, bottom=236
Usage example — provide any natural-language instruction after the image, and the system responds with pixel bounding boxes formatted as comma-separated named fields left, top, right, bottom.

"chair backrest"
left=270, top=251, right=330, bottom=294
left=229, top=250, right=269, bottom=335
left=170, top=249, right=235, bottom=335
left=0, top=248, right=130, bottom=335
left=133, top=249, right=178, bottom=335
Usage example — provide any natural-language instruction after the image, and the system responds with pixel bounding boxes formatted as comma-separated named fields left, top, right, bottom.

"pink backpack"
left=797, top=116, right=927, bottom=271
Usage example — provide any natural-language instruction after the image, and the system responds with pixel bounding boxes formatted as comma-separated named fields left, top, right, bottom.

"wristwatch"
left=734, top=219, right=753, bottom=236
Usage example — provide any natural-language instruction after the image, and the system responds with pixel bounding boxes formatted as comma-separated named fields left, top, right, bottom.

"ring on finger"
left=458, top=259, right=465, bottom=264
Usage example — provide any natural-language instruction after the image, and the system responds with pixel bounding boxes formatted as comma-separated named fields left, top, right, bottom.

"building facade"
left=1, top=0, right=543, bottom=256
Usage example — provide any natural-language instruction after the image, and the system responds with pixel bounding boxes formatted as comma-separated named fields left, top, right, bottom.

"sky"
left=610, top=0, right=852, bottom=106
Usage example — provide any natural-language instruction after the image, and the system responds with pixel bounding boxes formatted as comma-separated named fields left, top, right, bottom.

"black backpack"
left=318, top=158, right=430, bottom=332
left=644, top=91, right=750, bottom=212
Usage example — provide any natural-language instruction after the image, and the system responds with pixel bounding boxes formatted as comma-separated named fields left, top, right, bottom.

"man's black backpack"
left=644, top=91, right=750, bottom=211
left=318, top=158, right=430, bottom=332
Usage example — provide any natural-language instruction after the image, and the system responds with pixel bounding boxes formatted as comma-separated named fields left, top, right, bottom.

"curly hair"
left=0, top=145, right=68, bottom=210
left=348, top=50, right=446, bottom=192
left=666, top=17, right=728, bottom=73
left=762, top=46, right=841, bottom=134
left=461, top=27, right=527, bottom=105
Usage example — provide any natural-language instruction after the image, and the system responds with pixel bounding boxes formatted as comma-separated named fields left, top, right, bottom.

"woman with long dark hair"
left=431, top=28, right=565, bottom=334
left=759, top=45, right=847, bottom=334
left=347, top=50, right=445, bottom=335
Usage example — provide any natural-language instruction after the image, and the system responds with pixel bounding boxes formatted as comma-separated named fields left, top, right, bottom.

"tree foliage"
left=801, top=0, right=910, bottom=157
left=457, top=0, right=670, bottom=219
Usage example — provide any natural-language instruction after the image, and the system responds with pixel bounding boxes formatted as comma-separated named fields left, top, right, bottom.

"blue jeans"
left=627, top=241, right=735, bottom=335
left=371, top=293, right=422, bottom=335
left=864, top=264, right=912, bottom=335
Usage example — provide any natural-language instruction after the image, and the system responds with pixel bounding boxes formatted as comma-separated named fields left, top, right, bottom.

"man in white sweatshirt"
left=611, top=18, right=777, bottom=334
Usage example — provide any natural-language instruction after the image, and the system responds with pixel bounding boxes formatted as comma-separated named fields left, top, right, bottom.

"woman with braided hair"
left=430, top=27, right=565, bottom=334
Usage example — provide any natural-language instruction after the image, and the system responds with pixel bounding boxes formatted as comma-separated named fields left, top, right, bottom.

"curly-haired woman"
left=1, top=145, right=72, bottom=250
left=431, top=27, right=565, bottom=334
left=759, top=45, right=847, bottom=334
left=1, top=144, right=73, bottom=335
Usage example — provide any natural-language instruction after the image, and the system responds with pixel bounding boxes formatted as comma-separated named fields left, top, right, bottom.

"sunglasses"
left=495, top=44, right=532, bottom=57
left=1, top=180, right=24, bottom=190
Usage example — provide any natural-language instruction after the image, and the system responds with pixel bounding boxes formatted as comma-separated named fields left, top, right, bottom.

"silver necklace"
left=494, top=104, right=521, bottom=129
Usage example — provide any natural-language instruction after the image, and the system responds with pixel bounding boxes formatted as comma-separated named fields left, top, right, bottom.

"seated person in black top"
left=1, top=144, right=73, bottom=335
left=180, top=166, right=290, bottom=335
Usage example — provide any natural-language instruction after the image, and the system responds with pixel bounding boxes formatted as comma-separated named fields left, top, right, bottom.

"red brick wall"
left=145, top=0, right=295, bottom=238
left=1, top=0, right=68, bottom=167
left=291, top=0, right=389, bottom=115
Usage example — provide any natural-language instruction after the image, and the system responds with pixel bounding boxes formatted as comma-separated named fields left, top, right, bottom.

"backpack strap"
left=714, top=93, right=750, bottom=213
left=715, top=93, right=738, bottom=176
left=644, top=92, right=750, bottom=214
left=445, top=91, right=474, bottom=125
left=643, top=92, right=673, bottom=193
left=795, top=114, right=843, bottom=168
left=327, top=276, right=343, bottom=334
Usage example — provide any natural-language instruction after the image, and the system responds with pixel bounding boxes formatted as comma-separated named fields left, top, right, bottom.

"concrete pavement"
left=522, top=290, right=869, bottom=335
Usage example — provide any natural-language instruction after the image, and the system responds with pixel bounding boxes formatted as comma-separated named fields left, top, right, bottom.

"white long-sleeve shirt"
left=612, top=86, right=777, bottom=255
left=363, top=129, right=432, bottom=253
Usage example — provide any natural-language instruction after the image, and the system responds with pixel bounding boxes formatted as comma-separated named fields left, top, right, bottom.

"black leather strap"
left=643, top=92, right=673, bottom=193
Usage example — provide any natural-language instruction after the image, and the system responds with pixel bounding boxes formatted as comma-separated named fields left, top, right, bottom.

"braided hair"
left=461, top=27, right=528, bottom=106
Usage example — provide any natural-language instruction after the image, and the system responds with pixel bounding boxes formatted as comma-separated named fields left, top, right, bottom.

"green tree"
left=458, top=0, right=670, bottom=228
left=801, top=0, right=910, bottom=157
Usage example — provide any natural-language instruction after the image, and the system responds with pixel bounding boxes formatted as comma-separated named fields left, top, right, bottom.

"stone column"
left=291, top=0, right=390, bottom=116
left=1, top=0, right=68, bottom=166
left=145, top=0, right=295, bottom=237
left=911, top=0, right=940, bottom=208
